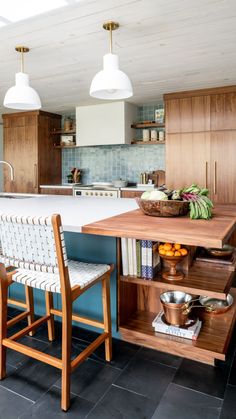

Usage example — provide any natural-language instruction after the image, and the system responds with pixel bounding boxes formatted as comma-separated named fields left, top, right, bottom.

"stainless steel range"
left=73, top=183, right=120, bottom=198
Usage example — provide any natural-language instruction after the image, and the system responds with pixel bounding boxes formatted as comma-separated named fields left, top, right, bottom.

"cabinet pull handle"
left=34, top=164, right=38, bottom=189
left=214, top=161, right=217, bottom=194
left=205, top=161, right=208, bottom=188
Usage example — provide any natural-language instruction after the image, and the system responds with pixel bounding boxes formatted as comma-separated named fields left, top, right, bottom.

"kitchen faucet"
left=0, top=160, right=14, bottom=181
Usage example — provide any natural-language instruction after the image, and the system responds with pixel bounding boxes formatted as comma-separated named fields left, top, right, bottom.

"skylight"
left=0, top=0, right=70, bottom=25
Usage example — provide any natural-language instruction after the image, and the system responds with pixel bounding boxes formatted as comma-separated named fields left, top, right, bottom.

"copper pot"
left=160, top=291, right=193, bottom=326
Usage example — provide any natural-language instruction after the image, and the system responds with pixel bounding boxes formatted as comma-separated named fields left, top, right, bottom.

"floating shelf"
left=131, top=122, right=165, bottom=128
left=50, top=130, right=76, bottom=135
left=53, top=144, right=78, bottom=149
left=131, top=140, right=165, bottom=145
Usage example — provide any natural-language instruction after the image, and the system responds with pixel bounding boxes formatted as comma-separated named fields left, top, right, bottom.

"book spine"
left=127, top=238, right=134, bottom=276
left=132, top=239, right=137, bottom=276
left=146, top=240, right=153, bottom=279
left=121, top=238, right=129, bottom=276
left=136, top=240, right=141, bottom=277
left=153, top=325, right=197, bottom=340
left=141, top=240, right=147, bottom=278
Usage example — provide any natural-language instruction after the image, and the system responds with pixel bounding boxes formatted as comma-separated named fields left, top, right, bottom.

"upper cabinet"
left=165, top=95, right=210, bottom=133
left=76, top=101, right=137, bottom=146
left=164, top=86, right=236, bottom=134
left=3, top=111, right=62, bottom=193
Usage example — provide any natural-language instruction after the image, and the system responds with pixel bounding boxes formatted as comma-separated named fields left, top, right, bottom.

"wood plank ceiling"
left=0, top=0, right=236, bottom=115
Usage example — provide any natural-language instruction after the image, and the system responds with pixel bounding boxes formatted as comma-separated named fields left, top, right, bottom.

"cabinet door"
left=211, top=93, right=236, bottom=130
left=165, top=96, right=210, bottom=133
left=4, top=124, right=38, bottom=193
left=121, top=190, right=143, bottom=198
left=210, top=131, right=236, bottom=203
left=40, top=188, right=73, bottom=195
left=166, top=133, right=210, bottom=189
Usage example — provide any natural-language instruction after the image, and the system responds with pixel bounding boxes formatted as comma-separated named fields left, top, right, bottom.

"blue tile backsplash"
left=62, top=104, right=165, bottom=184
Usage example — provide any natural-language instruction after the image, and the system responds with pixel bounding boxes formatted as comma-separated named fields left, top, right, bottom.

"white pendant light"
left=90, top=21, right=133, bottom=100
left=4, top=46, right=41, bottom=110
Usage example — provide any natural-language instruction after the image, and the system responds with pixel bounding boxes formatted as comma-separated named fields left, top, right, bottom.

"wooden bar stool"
left=0, top=213, right=113, bottom=411
left=7, top=284, right=35, bottom=336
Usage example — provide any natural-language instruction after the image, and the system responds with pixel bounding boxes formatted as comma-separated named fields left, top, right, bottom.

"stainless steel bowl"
left=160, top=291, right=193, bottom=305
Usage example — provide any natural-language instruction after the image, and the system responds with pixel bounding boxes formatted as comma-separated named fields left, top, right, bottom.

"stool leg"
left=61, top=301, right=72, bottom=411
left=102, top=275, right=112, bottom=362
left=25, top=286, right=35, bottom=337
left=45, top=291, right=55, bottom=341
left=0, top=275, right=8, bottom=379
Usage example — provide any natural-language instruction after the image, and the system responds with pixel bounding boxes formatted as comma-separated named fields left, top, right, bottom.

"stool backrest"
left=0, top=214, right=68, bottom=274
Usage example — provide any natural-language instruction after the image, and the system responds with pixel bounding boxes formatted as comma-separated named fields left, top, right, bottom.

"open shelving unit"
left=131, top=140, right=165, bottom=145
left=131, top=122, right=165, bottom=128
left=50, top=129, right=77, bottom=148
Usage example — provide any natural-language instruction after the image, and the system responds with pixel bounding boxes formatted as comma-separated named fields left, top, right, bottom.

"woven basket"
left=136, top=198, right=189, bottom=217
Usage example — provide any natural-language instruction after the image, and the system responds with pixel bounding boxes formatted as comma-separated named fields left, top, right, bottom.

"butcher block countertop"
left=82, top=204, right=236, bottom=248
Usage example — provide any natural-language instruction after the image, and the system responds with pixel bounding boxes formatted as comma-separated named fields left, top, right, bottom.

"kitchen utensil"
left=136, top=198, right=189, bottom=217
left=206, top=244, right=234, bottom=258
left=199, top=294, right=233, bottom=314
left=142, top=129, right=150, bottom=141
left=112, top=179, right=128, bottom=187
left=160, top=291, right=193, bottom=326
left=159, top=254, right=186, bottom=281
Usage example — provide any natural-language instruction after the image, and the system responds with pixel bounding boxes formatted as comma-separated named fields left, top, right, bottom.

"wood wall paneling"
left=211, top=93, right=236, bottom=131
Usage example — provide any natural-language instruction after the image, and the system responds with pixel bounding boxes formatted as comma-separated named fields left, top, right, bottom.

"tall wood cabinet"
left=164, top=86, right=236, bottom=204
left=3, top=110, right=62, bottom=193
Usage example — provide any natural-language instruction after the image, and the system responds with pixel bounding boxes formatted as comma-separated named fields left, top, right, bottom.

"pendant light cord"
left=109, top=23, right=113, bottom=54
left=21, top=48, right=24, bottom=72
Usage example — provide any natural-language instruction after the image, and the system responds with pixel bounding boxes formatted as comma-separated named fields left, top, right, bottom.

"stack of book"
left=121, top=238, right=160, bottom=279
left=152, top=311, right=202, bottom=340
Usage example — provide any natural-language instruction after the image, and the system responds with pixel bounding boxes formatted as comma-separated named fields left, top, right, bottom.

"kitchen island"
left=0, top=195, right=236, bottom=364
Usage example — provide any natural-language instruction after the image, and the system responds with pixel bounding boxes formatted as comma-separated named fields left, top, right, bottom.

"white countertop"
left=0, top=195, right=138, bottom=233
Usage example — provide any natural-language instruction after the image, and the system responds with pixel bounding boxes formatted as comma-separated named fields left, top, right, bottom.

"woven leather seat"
left=0, top=213, right=113, bottom=411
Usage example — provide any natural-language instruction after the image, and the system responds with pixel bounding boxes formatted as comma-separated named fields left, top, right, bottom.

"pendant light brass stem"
left=103, top=21, right=119, bottom=54
left=15, top=46, right=29, bottom=73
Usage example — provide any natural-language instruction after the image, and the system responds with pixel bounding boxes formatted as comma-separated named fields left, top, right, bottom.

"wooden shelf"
left=131, top=140, right=165, bottom=145
left=119, top=287, right=236, bottom=365
left=120, top=266, right=234, bottom=299
left=53, top=144, right=78, bottom=149
left=50, top=130, right=76, bottom=135
left=131, top=122, right=165, bottom=128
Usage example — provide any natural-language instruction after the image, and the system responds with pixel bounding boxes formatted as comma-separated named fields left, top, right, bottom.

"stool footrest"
left=51, top=308, right=104, bottom=329
left=71, top=332, right=109, bottom=371
left=3, top=338, right=62, bottom=369
left=9, top=315, right=50, bottom=341
left=7, top=311, right=30, bottom=328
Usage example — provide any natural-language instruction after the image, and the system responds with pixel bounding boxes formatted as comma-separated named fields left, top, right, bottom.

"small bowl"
left=136, top=198, right=189, bottom=217
left=206, top=244, right=234, bottom=258
left=112, top=180, right=128, bottom=188
left=199, top=294, right=233, bottom=314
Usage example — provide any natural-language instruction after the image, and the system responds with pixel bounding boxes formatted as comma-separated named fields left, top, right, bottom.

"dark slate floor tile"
left=0, top=358, right=60, bottom=402
left=151, top=383, right=222, bottom=419
left=0, top=385, right=33, bottom=419
left=115, top=356, right=176, bottom=403
left=87, top=384, right=157, bottom=419
left=173, top=358, right=229, bottom=399
left=228, top=352, right=236, bottom=386
left=19, top=385, right=94, bottom=419
left=137, top=347, right=182, bottom=369
left=220, top=385, right=236, bottom=419
left=89, top=337, right=141, bottom=369
left=7, top=306, right=23, bottom=319
left=55, top=358, right=120, bottom=403
left=6, top=336, right=49, bottom=368
left=72, top=324, right=100, bottom=343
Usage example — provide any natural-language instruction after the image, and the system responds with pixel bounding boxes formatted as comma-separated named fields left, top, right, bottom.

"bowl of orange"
left=158, top=243, right=188, bottom=281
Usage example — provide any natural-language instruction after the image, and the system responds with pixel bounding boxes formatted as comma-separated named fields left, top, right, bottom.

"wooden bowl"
left=136, top=198, right=189, bottom=217
left=159, top=254, right=186, bottom=281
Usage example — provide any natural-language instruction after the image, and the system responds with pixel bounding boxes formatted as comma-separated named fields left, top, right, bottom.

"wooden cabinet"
left=121, top=190, right=143, bottom=198
left=40, top=187, right=73, bottom=196
left=166, top=132, right=210, bottom=189
left=165, top=86, right=236, bottom=204
left=3, top=111, right=61, bottom=194
left=165, top=95, right=210, bottom=133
